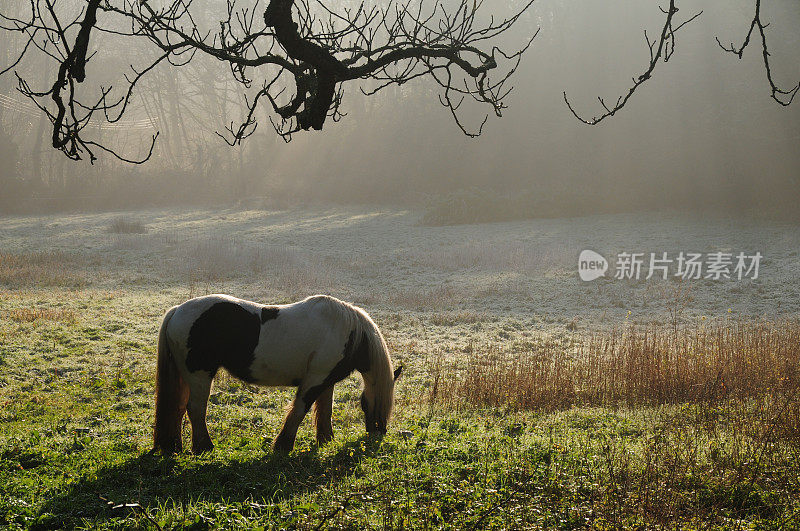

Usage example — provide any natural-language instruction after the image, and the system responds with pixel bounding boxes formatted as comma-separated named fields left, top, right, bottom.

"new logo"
left=579, top=250, right=608, bottom=281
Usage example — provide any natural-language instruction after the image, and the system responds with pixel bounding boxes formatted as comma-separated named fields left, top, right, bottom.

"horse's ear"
left=393, top=365, right=403, bottom=382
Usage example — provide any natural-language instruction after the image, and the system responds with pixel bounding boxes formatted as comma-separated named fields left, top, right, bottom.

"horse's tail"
left=153, top=305, right=187, bottom=454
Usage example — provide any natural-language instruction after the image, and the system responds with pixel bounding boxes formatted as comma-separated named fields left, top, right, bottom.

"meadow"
left=1, top=207, right=799, bottom=529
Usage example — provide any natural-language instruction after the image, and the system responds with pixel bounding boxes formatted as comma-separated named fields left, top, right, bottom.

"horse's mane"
left=305, top=295, right=395, bottom=425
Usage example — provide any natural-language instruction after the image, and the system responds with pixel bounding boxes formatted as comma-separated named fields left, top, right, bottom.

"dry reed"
left=431, top=320, right=800, bottom=411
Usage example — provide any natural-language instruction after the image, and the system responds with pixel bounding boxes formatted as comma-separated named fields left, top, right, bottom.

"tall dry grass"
left=428, top=320, right=800, bottom=524
left=0, top=251, right=89, bottom=288
left=430, top=320, right=800, bottom=413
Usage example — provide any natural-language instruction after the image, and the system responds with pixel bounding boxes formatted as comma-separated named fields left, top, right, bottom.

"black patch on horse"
left=301, top=330, right=369, bottom=411
left=186, top=302, right=261, bottom=382
left=261, top=307, right=279, bottom=324
left=352, top=330, right=371, bottom=373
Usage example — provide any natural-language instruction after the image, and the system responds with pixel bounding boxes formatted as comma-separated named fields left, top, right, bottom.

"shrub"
left=107, top=217, right=147, bottom=234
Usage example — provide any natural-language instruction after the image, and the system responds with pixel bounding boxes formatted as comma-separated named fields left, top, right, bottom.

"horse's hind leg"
left=313, top=386, right=334, bottom=445
left=186, top=375, right=214, bottom=454
left=273, top=394, right=310, bottom=453
left=173, top=384, right=190, bottom=453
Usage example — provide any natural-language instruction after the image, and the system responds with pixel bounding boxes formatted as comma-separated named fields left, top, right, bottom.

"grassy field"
left=1, top=207, right=799, bottom=529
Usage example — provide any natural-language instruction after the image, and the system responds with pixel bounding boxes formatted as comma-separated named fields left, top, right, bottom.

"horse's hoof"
left=272, top=436, right=294, bottom=453
left=192, top=442, right=214, bottom=455
left=272, top=443, right=293, bottom=453
left=316, top=432, right=334, bottom=446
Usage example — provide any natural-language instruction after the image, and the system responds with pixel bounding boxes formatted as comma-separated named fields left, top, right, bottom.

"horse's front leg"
left=313, top=386, right=334, bottom=446
left=273, top=393, right=310, bottom=453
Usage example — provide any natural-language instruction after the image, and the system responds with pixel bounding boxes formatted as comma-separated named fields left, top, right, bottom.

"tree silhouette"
left=0, top=0, right=535, bottom=162
left=0, top=0, right=796, bottom=164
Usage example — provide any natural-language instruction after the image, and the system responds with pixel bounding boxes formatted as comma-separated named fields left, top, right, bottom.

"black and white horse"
left=153, top=294, right=401, bottom=454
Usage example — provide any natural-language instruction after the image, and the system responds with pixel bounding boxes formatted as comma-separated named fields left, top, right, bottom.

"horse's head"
left=361, top=365, right=402, bottom=434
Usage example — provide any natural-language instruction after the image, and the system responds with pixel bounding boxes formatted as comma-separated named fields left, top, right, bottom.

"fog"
left=1, top=0, right=798, bottom=218
left=3, top=4, right=800, bottom=521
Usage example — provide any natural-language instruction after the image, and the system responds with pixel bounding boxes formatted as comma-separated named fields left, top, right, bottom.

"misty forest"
left=1, top=0, right=800, bottom=528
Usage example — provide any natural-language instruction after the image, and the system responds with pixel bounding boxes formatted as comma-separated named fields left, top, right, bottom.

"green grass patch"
left=1, top=290, right=799, bottom=529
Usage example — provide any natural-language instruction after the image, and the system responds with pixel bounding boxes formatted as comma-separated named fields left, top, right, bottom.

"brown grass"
left=431, top=320, right=800, bottom=413
left=6, top=307, right=77, bottom=323
left=0, top=251, right=89, bottom=288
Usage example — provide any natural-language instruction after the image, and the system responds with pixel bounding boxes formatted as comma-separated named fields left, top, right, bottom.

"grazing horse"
left=152, top=294, right=401, bottom=454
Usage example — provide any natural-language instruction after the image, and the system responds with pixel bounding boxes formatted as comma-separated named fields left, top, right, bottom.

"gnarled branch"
left=1, top=0, right=537, bottom=161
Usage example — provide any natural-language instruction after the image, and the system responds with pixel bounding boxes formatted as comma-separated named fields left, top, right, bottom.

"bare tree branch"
left=1, top=0, right=537, bottom=161
left=564, top=1, right=702, bottom=125
left=4, top=0, right=794, bottom=162
left=565, top=1, right=796, bottom=126
left=715, top=0, right=799, bottom=106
